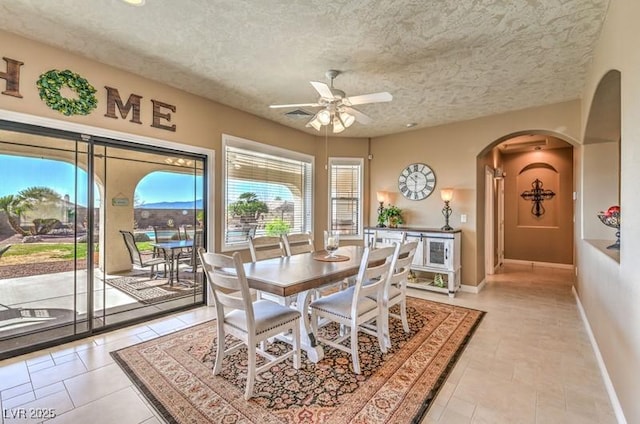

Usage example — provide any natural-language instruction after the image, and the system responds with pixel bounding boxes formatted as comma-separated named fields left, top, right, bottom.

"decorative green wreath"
left=36, top=69, right=98, bottom=116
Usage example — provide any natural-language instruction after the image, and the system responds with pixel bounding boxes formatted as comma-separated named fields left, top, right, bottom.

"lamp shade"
left=440, top=188, right=454, bottom=202
left=332, top=116, right=345, bottom=133
left=376, top=191, right=387, bottom=203
left=317, top=109, right=332, bottom=125
left=339, top=111, right=356, bottom=128
left=306, top=116, right=322, bottom=131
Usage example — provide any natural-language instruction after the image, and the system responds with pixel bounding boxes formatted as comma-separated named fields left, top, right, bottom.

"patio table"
left=151, top=240, right=193, bottom=286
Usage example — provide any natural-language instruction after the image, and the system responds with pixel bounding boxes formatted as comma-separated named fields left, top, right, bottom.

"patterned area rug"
left=112, top=297, right=484, bottom=423
left=105, top=274, right=202, bottom=304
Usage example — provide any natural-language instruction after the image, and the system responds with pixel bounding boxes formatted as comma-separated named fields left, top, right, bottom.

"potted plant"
left=383, top=204, right=404, bottom=228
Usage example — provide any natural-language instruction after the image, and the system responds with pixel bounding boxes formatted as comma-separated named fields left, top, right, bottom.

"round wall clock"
left=398, top=163, right=436, bottom=200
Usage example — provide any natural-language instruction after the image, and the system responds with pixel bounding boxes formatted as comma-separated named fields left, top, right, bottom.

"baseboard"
left=572, top=286, right=627, bottom=424
left=503, top=258, right=574, bottom=270
left=460, top=279, right=486, bottom=294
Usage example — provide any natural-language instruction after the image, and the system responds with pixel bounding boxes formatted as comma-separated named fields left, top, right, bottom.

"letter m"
left=104, top=86, right=142, bottom=124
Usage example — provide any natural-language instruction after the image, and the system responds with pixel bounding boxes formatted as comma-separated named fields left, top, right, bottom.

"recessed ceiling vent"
left=284, top=109, right=313, bottom=119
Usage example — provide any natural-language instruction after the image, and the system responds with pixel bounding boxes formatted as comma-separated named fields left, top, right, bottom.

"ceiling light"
left=406, top=122, right=417, bottom=128
left=306, top=115, right=322, bottom=131
left=339, top=111, right=355, bottom=128
left=332, top=116, right=345, bottom=133
left=317, top=109, right=332, bottom=125
left=120, top=0, right=145, bottom=5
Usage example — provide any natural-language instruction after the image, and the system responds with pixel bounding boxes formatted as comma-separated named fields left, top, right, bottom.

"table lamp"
left=376, top=191, right=387, bottom=227
left=440, top=188, right=454, bottom=231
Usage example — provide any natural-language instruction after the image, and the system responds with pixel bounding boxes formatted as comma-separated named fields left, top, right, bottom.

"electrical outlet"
left=460, top=214, right=467, bottom=223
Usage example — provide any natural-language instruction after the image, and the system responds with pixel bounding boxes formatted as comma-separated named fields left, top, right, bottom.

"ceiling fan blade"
left=342, top=106, right=372, bottom=125
left=269, top=103, right=321, bottom=109
left=310, top=81, right=335, bottom=99
left=344, top=91, right=392, bottom=106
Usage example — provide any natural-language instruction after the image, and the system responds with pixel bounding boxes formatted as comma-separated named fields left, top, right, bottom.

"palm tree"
left=0, top=194, right=28, bottom=236
left=0, top=187, right=62, bottom=236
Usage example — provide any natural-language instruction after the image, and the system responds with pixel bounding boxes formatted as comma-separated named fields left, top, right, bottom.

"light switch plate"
left=460, top=214, right=467, bottom=223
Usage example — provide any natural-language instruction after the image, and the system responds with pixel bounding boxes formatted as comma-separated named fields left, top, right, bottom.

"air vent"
left=284, top=109, right=313, bottom=119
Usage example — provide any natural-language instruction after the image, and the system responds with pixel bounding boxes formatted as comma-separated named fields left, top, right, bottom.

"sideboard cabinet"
left=365, top=227, right=461, bottom=297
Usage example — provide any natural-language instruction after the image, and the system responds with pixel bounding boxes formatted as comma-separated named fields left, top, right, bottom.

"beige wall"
left=578, top=0, right=640, bottom=422
left=370, top=103, right=581, bottom=285
left=503, top=147, right=573, bottom=264
left=0, top=30, right=369, bottom=262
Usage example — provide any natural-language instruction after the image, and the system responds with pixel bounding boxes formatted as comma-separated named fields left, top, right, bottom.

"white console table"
left=365, top=227, right=462, bottom=298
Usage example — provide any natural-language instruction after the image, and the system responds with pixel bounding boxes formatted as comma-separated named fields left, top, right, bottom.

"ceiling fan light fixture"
left=339, top=111, right=355, bottom=128
left=317, top=109, right=332, bottom=125
left=306, top=115, right=322, bottom=131
left=332, top=116, right=345, bottom=133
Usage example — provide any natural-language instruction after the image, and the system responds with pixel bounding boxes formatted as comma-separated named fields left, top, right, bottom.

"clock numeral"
left=413, top=192, right=419, bottom=200
left=399, top=176, right=407, bottom=183
left=399, top=183, right=408, bottom=191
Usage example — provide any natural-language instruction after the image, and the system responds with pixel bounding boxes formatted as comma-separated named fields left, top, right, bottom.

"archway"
left=477, top=130, right=578, bottom=280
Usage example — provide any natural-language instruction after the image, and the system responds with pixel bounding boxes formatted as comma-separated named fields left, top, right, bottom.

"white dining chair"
left=248, top=235, right=286, bottom=262
left=377, top=240, right=418, bottom=348
left=282, top=232, right=314, bottom=256
left=309, top=245, right=395, bottom=374
left=198, top=248, right=301, bottom=400
left=371, top=229, right=406, bottom=248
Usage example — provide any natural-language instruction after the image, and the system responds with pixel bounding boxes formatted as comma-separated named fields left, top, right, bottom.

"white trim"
left=460, top=279, right=486, bottom=294
left=502, top=258, right=574, bottom=270
left=0, top=108, right=216, bottom=252
left=572, top=286, right=627, bottom=424
left=328, top=156, right=364, bottom=240
left=484, top=166, right=495, bottom=276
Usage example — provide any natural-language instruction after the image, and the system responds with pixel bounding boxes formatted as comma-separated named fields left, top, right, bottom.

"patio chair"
left=119, top=230, right=166, bottom=279
left=309, top=245, right=395, bottom=374
left=0, top=244, right=11, bottom=260
left=198, top=248, right=301, bottom=400
left=176, top=230, right=204, bottom=285
left=248, top=235, right=285, bottom=262
left=282, top=232, right=314, bottom=256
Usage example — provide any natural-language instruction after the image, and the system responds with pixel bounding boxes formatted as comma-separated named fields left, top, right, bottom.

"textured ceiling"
left=0, top=0, right=609, bottom=138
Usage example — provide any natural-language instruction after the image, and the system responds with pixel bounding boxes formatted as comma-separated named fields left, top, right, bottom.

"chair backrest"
left=283, top=232, right=314, bottom=256
left=386, top=241, right=419, bottom=294
left=153, top=226, right=180, bottom=243
left=187, top=230, right=204, bottom=266
left=352, top=245, right=396, bottom=305
left=371, top=230, right=406, bottom=248
left=248, top=235, right=285, bottom=262
left=180, top=225, right=192, bottom=241
left=120, top=230, right=143, bottom=267
left=198, top=248, right=255, bottom=327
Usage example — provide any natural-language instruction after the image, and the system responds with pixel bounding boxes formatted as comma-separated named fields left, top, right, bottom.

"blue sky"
left=1, top=155, right=293, bottom=206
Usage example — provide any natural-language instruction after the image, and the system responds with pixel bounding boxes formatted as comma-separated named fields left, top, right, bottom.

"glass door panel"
left=0, top=129, right=90, bottom=357
left=93, top=142, right=205, bottom=328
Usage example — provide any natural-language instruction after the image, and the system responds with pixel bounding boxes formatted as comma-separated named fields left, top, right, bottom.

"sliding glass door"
left=0, top=122, right=206, bottom=359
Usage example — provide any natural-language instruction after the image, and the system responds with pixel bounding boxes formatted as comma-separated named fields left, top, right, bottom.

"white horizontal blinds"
left=329, top=159, right=362, bottom=236
left=225, top=144, right=312, bottom=246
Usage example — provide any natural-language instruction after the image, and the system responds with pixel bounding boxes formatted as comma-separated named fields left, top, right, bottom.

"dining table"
left=242, top=245, right=366, bottom=363
left=151, top=240, right=193, bottom=286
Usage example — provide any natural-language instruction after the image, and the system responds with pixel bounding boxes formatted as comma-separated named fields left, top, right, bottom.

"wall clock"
left=398, top=163, right=436, bottom=200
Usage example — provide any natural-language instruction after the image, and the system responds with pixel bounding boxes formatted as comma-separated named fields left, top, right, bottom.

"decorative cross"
left=520, top=178, right=556, bottom=217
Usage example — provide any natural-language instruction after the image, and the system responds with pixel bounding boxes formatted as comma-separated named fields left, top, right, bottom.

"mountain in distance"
left=140, top=199, right=203, bottom=209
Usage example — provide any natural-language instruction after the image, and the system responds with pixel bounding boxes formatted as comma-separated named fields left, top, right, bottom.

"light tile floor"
left=0, top=264, right=616, bottom=423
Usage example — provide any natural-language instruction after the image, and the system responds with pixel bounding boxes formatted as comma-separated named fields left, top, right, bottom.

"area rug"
left=112, top=297, right=484, bottom=423
left=105, top=273, right=202, bottom=304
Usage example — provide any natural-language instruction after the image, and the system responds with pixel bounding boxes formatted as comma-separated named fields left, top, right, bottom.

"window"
left=223, top=135, right=313, bottom=250
left=329, top=157, right=363, bottom=239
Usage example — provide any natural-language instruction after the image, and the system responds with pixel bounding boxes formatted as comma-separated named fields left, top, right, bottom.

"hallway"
left=0, top=264, right=616, bottom=423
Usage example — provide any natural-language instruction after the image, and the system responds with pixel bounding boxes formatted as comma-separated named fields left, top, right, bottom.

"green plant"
left=265, top=218, right=290, bottom=236
left=229, top=192, right=269, bottom=221
left=381, top=204, right=404, bottom=227
left=382, top=204, right=404, bottom=225
left=0, top=186, right=62, bottom=236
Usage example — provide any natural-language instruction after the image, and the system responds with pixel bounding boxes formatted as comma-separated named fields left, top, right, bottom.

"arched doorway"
left=478, top=131, right=577, bottom=279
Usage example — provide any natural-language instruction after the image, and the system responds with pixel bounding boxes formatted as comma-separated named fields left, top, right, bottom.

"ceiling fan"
left=269, top=70, right=392, bottom=133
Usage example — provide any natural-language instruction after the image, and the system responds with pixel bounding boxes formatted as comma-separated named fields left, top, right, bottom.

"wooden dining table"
left=243, top=245, right=366, bottom=362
